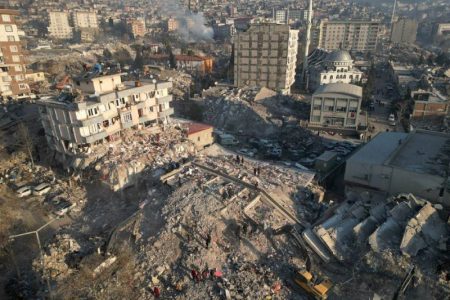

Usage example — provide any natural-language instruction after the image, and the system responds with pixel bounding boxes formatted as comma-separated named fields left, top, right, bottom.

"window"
left=19, top=83, right=27, bottom=90
left=87, top=107, right=98, bottom=117
left=5, top=25, right=12, bottom=32
left=149, top=106, right=154, bottom=112
left=10, top=45, right=18, bottom=52
left=12, top=55, right=19, bottom=62
left=123, top=112, right=132, bottom=123
left=7, top=35, right=15, bottom=42
left=336, top=107, right=346, bottom=112
left=313, top=105, right=321, bottom=110
left=327, top=106, right=334, bottom=111
left=2, top=15, right=11, bottom=22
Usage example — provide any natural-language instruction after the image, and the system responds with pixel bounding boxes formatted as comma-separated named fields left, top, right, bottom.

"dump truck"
left=293, top=270, right=333, bottom=300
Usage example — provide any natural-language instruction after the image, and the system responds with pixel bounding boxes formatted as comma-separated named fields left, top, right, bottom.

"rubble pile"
left=98, top=153, right=322, bottom=299
left=35, top=234, right=84, bottom=281
left=202, top=86, right=309, bottom=137
left=98, top=125, right=197, bottom=191
left=159, top=70, right=192, bottom=99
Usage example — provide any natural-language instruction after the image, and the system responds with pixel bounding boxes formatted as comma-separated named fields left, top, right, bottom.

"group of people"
left=191, top=267, right=223, bottom=283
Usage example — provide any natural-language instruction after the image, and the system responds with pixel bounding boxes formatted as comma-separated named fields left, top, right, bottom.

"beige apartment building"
left=73, top=11, right=98, bottom=42
left=318, top=20, right=381, bottom=52
left=167, top=17, right=179, bottom=32
left=0, top=9, right=30, bottom=99
left=391, top=18, right=418, bottom=45
left=234, top=23, right=298, bottom=95
left=37, top=73, right=174, bottom=168
left=309, top=83, right=362, bottom=130
left=73, top=11, right=98, bottom=29
left=129, top=18, right=146, bottom=38
left=48, top=11, right=73, bottom=40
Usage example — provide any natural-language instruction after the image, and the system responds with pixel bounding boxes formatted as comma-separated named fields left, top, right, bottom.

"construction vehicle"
left=293, top=270, right=333, bottom=300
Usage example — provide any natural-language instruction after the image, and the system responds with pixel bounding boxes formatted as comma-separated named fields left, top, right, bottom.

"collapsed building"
left=303, top=192, right=448, bottom=264
left=37, top=71, right=174, bottom=169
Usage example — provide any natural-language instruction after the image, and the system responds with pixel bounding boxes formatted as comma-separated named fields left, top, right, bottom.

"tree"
left=132, top=45, right=144, bottom=70
left=168, top=49, right=177, bottom=69
left=17, top=122, right=34, bottom=168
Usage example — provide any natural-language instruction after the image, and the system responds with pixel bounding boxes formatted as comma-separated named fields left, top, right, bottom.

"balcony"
left=157, top=95, right=172, bottom=105
left=82, top=130, right=108, bottom=144
left=158, top=107, right=174, bottom=118
left=105, top=121, right=121, bottom=135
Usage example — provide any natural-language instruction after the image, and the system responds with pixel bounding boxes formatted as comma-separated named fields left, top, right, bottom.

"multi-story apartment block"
left=234, top=23, right=298, bottom=95
left=48, top=11, right=73, bottom=40
left=318, top=20, right=381, bottom=52
left=37, top=72, right=174, bottom=168
left=128, top=18, right=146, bottom=38
left=309, top=83, right=362, bottom=130
left=167, top=17, right=179, bottom=32
left=0, top=9, right=30, bottom=99
left=73, top=11, right=98, bottom=29
left=391, top=18, right=418, bottom=45
left=73, top=11, right=98, bottom=43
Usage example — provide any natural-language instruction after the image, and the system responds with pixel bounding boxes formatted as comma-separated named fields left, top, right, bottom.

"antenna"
left=301, top=0, right=313, bottom=89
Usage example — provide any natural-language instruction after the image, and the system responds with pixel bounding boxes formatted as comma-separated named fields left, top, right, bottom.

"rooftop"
left=186, top=123, right=213, bottom=135
left=326, top=50, right=353, bottom=62
left=388, top=131, right=450, bottom=176
left=349, top=131, right=450, bottom=176
left=313, top=83, right=362, bottom=98
left=349, top=132, right=408, bottom=165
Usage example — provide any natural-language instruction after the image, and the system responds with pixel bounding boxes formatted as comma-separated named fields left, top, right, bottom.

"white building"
left=307, top=49, right=363, bottom=91
left=309, top=83, right=362, bottom=130
left=48, top=11, right=73, bottom=40
left=234, top=23, right=298, bottom=95
left=318, top=20, right=381, bottom=52
left=37, top=72, right=174, bottom=169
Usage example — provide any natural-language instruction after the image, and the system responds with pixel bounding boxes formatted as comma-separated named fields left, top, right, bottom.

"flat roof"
left=348, top=132, right=408, bottom=165
left=389, top=131, right=450, bottom=176
left=313, top=83, right=362, bottom=98
left=348, top=131, right=450, bottom=176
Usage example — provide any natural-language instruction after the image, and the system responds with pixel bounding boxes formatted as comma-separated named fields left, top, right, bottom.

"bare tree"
left=17, top=122, right=34, bottom=168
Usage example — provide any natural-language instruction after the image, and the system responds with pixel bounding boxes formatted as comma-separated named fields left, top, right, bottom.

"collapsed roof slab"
left=369, top=218, right=403, bottom=252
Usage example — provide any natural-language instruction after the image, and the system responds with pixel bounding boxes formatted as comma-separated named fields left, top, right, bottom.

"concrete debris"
left=305, top=192, right=449, bottom=264
left=35, top=234, right=82, bottom=281
left=400, top=203, right=448, bottom=256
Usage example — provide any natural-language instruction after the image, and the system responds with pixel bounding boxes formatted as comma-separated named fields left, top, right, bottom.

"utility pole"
left=301, top=0, right=313, bottom=90
left=9, top=217, right=60, bottom=299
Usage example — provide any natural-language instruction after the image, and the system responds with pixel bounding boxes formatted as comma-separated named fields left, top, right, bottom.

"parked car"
left=388, top=113, right=396, bottom=126
left=54, top=200, right=75, bottom=217
left=33, top=183, right=51, bottom=196
left=16, top=186, right=32, bottom=198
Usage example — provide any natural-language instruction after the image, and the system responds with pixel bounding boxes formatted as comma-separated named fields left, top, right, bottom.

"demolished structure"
left=37, top=71, right=174, bottom=169
left=304, top=192, right=448, bottom=263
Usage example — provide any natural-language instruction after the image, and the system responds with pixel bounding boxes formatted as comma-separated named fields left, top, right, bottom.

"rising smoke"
left=159, top=0, right=214, bottom=42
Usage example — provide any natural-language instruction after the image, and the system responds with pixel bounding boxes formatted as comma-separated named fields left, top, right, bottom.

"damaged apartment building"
left=37, top=71, right=174, bottom=168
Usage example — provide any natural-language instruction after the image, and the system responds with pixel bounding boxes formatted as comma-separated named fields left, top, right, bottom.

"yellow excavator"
left=293, top=270, right=333, bottom=300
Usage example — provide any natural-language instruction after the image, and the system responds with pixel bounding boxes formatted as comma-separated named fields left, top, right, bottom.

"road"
left=366, top=63, right=404, bottom=137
